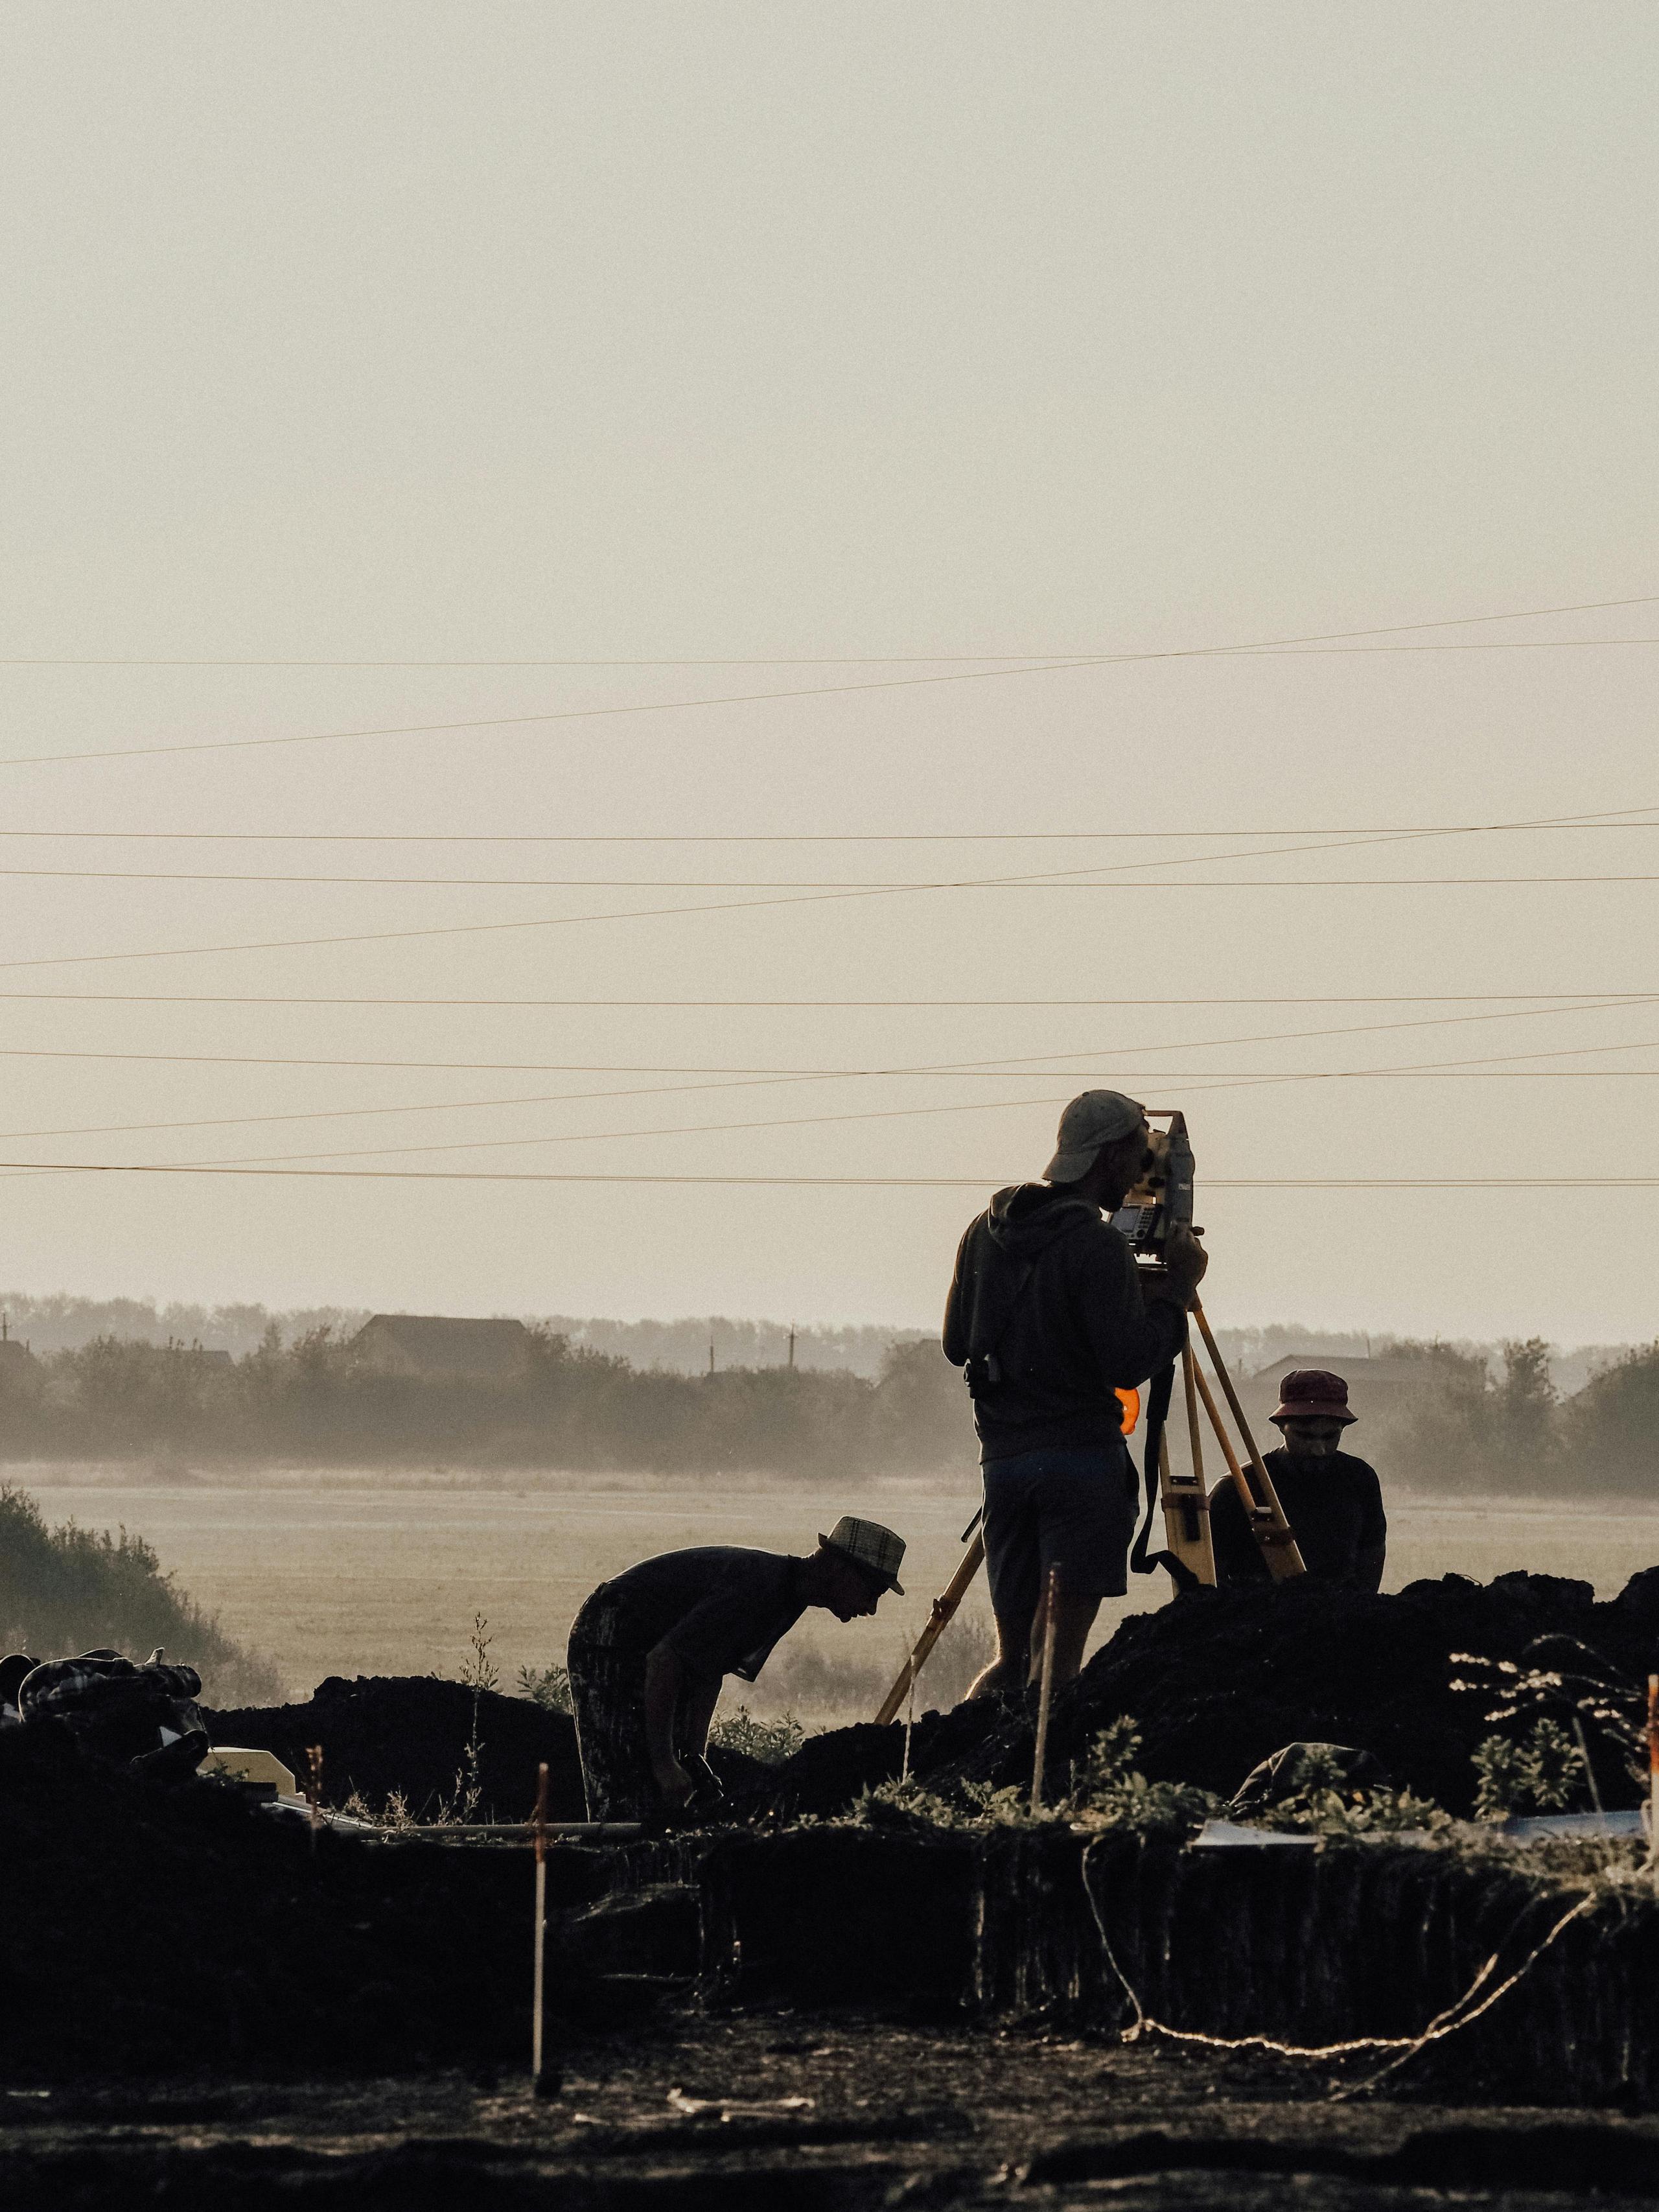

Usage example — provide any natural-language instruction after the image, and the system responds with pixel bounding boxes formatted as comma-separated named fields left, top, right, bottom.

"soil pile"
left=765, top=1568, right=1659, bottom=1818
left=0, top=1727, right=620, bottom=2075
left=209, top=1677, right=767, bottom=1821
left=207, top=1675, right=588, bottom=1820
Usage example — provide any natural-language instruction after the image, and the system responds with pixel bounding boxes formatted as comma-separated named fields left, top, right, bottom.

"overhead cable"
left=2, top=589, right=1653, bottom=666
left=7, top=596, right=1658, bottom=773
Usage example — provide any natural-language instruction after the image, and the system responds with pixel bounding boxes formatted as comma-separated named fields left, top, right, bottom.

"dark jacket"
left=1211, top=1449, right=1387, bottom=1590
left=942, top=1183, right=1189, bottom=1461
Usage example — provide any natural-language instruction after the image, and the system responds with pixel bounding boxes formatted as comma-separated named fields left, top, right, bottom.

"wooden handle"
left=874, top=1532, right=986, bottom=1725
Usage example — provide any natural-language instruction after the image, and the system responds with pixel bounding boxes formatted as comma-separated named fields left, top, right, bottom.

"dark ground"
left=12, top=1572, right=1659, bottom=2204
left=8, top=2007, right=1659, bottom=2209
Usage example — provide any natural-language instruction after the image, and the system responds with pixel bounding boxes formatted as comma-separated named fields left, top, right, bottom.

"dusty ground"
left=5, top=2004, right=1659, bottom=2209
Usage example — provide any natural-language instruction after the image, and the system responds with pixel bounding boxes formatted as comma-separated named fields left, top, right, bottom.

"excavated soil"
left=207, top=1676, right=762, bottom=1822
left=762, top=1568, right=1659, bottom=1818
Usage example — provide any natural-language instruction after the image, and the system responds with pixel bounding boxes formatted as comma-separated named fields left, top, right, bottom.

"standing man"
left=566, top=1517, right=906, bottom=1819
left=944, top=1090, right=1207, bottom=1701
left=1211, top=1370, right=1387, bottom=1589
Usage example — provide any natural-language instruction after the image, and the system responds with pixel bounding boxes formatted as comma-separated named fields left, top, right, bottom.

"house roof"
left=1250, top=1354, right=1425, bottom=1387
left=351, top=1314, right=531, bottom=1373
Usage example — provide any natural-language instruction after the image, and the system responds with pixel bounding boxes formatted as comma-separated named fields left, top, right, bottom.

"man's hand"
left=654, top=1756, right=696, bottom=1808
left=1163, top=1225, right=1209, bottom=1306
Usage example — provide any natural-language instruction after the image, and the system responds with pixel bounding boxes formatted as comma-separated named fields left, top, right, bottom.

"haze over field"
left=0, top=5, right=1654, bottom=1352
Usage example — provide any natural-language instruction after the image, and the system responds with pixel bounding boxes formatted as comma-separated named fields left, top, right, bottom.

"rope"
left=1078, top=1839, right=1597, bottom=2090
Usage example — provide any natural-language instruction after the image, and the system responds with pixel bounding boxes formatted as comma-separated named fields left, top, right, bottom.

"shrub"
left=0, top=1484, right=277, bottom=1705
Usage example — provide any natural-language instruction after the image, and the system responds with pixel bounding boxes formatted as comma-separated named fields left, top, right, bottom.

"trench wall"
left=604, top=1827, right=1659, bottom=2107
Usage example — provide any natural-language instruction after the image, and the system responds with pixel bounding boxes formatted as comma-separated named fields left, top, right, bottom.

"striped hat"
left=818, top=1515, right=906, bottom=1594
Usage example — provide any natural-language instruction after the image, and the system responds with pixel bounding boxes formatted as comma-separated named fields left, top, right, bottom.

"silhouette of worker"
left=1211, top=1369, right=1387, bottom=1590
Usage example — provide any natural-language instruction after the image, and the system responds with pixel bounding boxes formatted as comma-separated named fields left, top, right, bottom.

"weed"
left=1472, top=1720, right=1581, bottom=1821
left=516, top=1661, right=572, bottom=1714
left=709, top=1706, right=804, bottom=1765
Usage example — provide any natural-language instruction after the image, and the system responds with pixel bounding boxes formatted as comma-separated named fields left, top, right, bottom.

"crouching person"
left=566, top=1517, right=906, bottom=1820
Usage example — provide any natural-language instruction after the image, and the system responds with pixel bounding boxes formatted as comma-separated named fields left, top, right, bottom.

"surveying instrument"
left=874, top=1111, right=1305, bottom=1726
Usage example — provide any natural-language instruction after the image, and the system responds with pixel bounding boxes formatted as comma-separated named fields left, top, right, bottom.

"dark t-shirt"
left=1210, top=1449, right=1387, bottom=1590
left=583, top=1546, right=808, bottom=1683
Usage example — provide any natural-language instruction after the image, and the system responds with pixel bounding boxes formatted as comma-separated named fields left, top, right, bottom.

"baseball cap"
left=1043, top=1090, right=1147, bottom=1183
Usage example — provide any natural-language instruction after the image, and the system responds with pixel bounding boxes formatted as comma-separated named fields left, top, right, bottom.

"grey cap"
left=1043, top=1089, right=1146, bottom=1183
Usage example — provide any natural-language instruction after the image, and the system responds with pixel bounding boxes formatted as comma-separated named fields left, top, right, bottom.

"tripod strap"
left=1129, top=1359, right=1200, bottom=1591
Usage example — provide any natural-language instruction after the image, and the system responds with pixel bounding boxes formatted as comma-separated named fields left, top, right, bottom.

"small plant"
left=1472, top=1719, right=1581, bottom=1821
left=1230, top=1742, right=1450, bottom=1837
left=458, top=1612, right=499, bottom=1695
left=1063, top=1721, right=1224, bottom=1837
left=709, top=1706, right=804, bottom=1766
left=452, top=1612, right=497, bottom=1822
left=850, top=1719, right=1221, bottom=1838
left=516, top=1661, right=573, bottom=1714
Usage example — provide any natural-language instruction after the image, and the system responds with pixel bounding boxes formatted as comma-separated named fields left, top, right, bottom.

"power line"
left=0, top=990, right=1648, bottom=1079
left=2, top=590, right=1653, bottom=667
left=4, top=1160, right=1656, bottom=1191
left=8, top=596, right=1658, bottom=773
left=1, top=800, right=1652, bottom=973
left=3, top=865, right=1659, bottom=891
left=0, top=989, right=1650, bottom=1011
left=3, top=819, right=1659, bottom=844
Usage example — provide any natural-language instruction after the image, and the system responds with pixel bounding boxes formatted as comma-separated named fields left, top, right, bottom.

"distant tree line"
left=0, top=1325, right=979, bottom=1478
left=0, top=1322, right=1654, bottom=1494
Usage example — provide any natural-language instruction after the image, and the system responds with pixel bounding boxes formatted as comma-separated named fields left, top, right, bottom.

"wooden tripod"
left=870, top=1300, right=1304, bottom=1723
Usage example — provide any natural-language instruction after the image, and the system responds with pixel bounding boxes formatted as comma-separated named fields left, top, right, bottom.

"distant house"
left=349, top=1314, right=533, bottom=1384
left=1238, top=1354, right=1426, bottom=1432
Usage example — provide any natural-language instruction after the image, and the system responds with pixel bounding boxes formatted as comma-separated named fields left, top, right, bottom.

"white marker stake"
left=531, top=1761, right=556, bottom=2094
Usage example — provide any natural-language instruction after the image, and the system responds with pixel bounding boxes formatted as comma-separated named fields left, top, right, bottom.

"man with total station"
left=566, top=1517, right=906, bottom=1819
left=1211, top=1369, right=1387, bottom=1589
left=944, top=1090, right=1207, bottom=1701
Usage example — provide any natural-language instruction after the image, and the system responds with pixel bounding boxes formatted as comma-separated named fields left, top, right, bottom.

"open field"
left=12, top=1467, right=1659, bottom=1711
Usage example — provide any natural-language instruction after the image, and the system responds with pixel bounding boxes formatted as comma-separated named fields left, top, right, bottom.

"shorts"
left=566, top=1586, right=702, bottom=1821
left=980, top=1441, right=1137, bottom=1623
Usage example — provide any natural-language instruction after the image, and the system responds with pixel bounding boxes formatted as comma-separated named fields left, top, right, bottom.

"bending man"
left=567, top=1517, right=906, bottom=1819
left=944, top=1090, right=1206, bottom=1699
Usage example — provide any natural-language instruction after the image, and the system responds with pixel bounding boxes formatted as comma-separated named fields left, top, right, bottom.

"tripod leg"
left=1192, top=1303, right=1307, bottom=1579
left=873, top=1534, right=986, bottom=1725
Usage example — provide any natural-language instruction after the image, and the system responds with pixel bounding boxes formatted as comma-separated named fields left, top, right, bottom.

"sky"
left=0, top=2, right=1655, bottom=1344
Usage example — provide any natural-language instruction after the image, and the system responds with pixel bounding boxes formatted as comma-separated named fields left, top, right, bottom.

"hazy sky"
left=0, top=4, right=1656, bottom=1344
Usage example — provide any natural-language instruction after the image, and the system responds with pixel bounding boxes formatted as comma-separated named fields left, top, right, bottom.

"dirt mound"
left=207, top=1675, right=588, bottom=1821
left=0, top=1727, right=620, bottom=2075
left=764, top=1568, right=1659, bottom=1818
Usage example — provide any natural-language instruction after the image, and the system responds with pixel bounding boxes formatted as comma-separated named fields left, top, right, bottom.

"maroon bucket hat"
left=1271, top=1369, right=1356, bottom=1426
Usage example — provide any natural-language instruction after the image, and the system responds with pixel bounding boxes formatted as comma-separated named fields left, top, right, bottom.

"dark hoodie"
left=942, top=1183, right=1189, bottom=1461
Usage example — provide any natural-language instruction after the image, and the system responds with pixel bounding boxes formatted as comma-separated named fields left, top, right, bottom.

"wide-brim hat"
left=1043, top=1089, right=1146, bottom=1183
left=1271, top=1369, right=1356, bottom=1426
left=818, top=1515, right=905, bottom=1594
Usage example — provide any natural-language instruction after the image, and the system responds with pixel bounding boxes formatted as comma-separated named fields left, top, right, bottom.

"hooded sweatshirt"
left=942, top=1183, right=1189, bottom=1461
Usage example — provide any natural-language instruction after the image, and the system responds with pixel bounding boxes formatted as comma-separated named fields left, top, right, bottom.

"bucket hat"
left=1271, top=1369, right=1356, bottom=1426
left=1043, top=1089, right=1147, bottom=1183
left=818, top=1515, right=905, bottom=1594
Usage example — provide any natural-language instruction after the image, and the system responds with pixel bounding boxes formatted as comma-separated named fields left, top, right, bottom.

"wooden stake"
left=305, top=1745, right=322, bottom=1857
left=874, top=1531, right=986, bottom=1725
left=1647, top=1678, right=1658, bottom=1881
left=531, top=1761, right=559, bottom=2096
left=1030, top=1566, right=1060, bottom=1813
